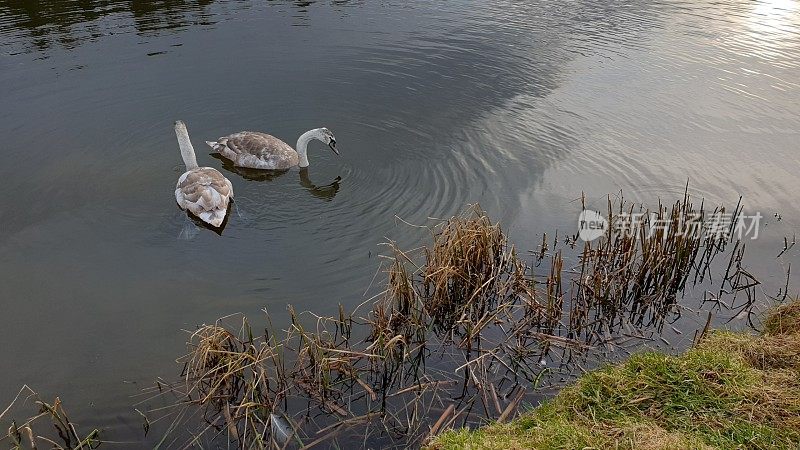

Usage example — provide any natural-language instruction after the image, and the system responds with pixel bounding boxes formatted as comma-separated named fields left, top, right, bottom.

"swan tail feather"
left=198, top=209, right=226, bottom=228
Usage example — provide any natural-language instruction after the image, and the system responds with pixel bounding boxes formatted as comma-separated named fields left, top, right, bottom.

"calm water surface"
left=1, top=0, right=799, bottom=444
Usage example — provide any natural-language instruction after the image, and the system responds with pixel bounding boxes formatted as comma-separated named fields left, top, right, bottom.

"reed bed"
left=146, top=195, right=771, bottom=448
left=180, top=318, right=284, bottom=447
left=566, top=192, right=746, bottom=343
left=0, top=385, right=101, bottom=449
left=431, top=299, right=800, bottom=449
left=420, top=206, right=532, bottom=333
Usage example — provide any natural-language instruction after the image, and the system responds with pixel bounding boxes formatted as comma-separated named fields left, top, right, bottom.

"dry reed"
left=147, top=194, right=770, bottom=448
left=1, top=385, right=101, bottom=450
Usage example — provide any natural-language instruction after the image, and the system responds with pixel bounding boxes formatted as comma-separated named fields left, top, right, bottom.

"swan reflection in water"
left=210, top=153, right=342, bottom=201
left=178, top=154, right=342, bottom=239
left=179, top=158, right=341, bottom=239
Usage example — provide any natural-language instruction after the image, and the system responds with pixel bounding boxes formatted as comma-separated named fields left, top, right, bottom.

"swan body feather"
left=207, top=132, right=298, bottom=170
left=207, top=127, right=337, bottom=169
left=174, top=120, right=234, bottom=228
left=175, top=167, right=233, bottom=228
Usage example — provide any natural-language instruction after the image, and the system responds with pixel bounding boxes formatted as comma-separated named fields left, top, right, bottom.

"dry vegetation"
left=763, top=300, right=800, bottom=335
left=429, top=298, right=800, bottom=449
left=0, top=386, right=101, bottom=449
left=136, top=196, right=769, bottom=448
left=3, top=194, right=779, bottom=449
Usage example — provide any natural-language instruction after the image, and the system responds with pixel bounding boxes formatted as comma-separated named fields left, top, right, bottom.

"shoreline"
left=428, top=300, right=800, bottom=449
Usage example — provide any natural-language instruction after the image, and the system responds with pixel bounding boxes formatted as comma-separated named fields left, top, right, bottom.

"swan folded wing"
left=175, top=168, right=233, bottom=227
left=215, top=132, right=298, bottom=169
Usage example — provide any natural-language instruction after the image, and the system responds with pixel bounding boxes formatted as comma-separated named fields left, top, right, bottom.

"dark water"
left=1, top=0, right=799, bottom=445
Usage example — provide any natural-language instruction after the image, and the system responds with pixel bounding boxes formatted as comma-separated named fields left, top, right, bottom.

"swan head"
left=297, top=128, right=339, bottom=167
left=317, top=127, right=339, bottom=155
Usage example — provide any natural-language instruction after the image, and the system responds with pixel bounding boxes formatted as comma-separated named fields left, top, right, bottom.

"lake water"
left=1, top=0, right=799, bottom=446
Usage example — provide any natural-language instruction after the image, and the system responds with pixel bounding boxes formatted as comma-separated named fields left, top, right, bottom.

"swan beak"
left=328, top=139, right=340, bottom=155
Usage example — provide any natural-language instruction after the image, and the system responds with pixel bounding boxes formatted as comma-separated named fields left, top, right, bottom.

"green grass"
left=429, top=300, right=800, bottom=450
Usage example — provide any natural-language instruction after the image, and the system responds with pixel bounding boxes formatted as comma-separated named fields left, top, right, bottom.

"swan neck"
left=176, top=125, right=199, bottom=170
left=296, top=130, right=317, bottom=168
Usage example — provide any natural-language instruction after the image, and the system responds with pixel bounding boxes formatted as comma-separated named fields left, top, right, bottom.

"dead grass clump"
left=368, top=204, right=539, bottom=376
left=1, top=386, right=101, bottom=449
left=180, top=318, right=283, bottom=446
left=698, top=329, right=800, bottom=431
left=745, top=369, right=800, bottom=432
left=703, top=331, right=800, bottom=370
left=185, top=325, right=243, bottom=402
left=369, top=248, right=428, bottom=366
left=422, top=205, right=532, bottom=331
left=763, top=300, right=800, bottom=335
left=596, top=420, right=714, bottom=450
left=288, top=309, right=366, bottom=417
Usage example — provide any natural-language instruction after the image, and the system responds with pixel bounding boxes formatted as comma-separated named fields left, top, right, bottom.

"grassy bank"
left=429, top=300, right=800, bottom=450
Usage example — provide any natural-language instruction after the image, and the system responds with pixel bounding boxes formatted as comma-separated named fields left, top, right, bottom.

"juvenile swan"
left=174, top=121, right=234, bottom=228
left=206, top=128, right=338, bottom=170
